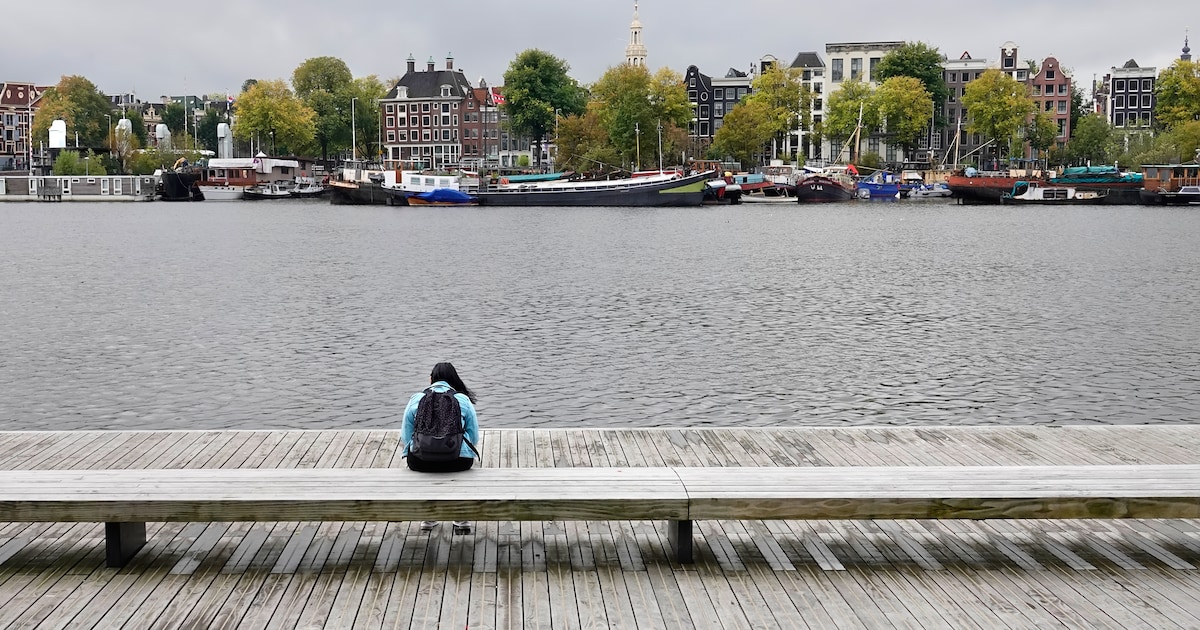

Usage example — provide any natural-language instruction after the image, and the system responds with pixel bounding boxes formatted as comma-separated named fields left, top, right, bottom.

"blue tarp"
left=414, top=188, right=474, bottom=203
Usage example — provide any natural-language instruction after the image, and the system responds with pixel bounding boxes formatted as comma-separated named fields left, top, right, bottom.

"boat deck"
left=2, top=426, right=1200, bottom=628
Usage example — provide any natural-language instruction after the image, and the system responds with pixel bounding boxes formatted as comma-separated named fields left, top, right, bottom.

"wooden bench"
left=3, top=465, right=1199, bottom=567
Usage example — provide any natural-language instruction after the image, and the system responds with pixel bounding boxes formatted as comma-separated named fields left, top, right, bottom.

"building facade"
left=684, top=64, right=753, bottom=161
left=1027, top=56, right=1072, bottom=156
left=789, top=52, right=826, bottom=162
left=1102, top=60, right=1155, bottom=131
left=821, top=41, right=905, bottom=164
left=0, top=82, right=45, bottom=171
left=381, top=55, right=474, bottom=169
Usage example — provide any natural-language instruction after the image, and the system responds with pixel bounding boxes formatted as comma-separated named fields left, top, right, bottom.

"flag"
left=227, top=94, right=235, bottom=107
left=491, top=89, right=506, bottom=106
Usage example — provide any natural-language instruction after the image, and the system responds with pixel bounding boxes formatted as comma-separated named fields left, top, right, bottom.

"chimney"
left=406, top=54, right=415, bottom=73
left=447, top=53, right=454, bottom=71
left=427, top=57, right=436, bottom=72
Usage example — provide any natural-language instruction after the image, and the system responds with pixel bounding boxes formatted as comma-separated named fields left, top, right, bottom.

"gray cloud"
left=5, top=0, right=1192, bottom=98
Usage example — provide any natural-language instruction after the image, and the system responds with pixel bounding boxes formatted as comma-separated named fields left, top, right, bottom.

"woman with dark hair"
left=402, top=361, right=480, bottom=533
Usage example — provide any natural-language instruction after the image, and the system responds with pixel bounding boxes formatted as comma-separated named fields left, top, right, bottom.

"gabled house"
left=381, top=54, right=474, bottom=170
left=0, top=82, right=48, bottom=171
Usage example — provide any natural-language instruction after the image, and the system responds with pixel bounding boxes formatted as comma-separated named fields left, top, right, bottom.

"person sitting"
left=402, top=362, right=481, bottom=533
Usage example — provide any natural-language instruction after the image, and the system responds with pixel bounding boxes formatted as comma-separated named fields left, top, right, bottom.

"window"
left=398, top=105, right=406, bottom=113
left=442, top=129, right=450, bottom=140
left=1142, top=94, right=1152, bottom=107
left=714, top=88, right=724, bottom=99
left=453, top=115, right=458, bottom=125
left=421, top=103, right=430, bottom=112
left=1003, top=57, right=1015, bottom=69
left=385, top=104, right=394, bottom=113
left=1058, top=84, right=1068, bottom=95
left=850, top=58, right=862, bottom=81
left=1033, top=85, right=1042, bottom=96
left=832, top=59, right=844, bottom=82
left=386, top=116, right=395, bottom=127
left=812, top=99, right=822, bottom=110
left=1057, top=119, right=1065, bottom=136
left=387, top=131, right=396, bottom=142
left=1016, top=70, right=1027, bottom=81
left=688, top=90, right=698, bottom=102
left=1115, top=79, right=1125, bottom=92
left=442, top=115, right=450, bottom=126
left=398, top=131, right=407, bottom=141
left=1142, top=79, right=1152, bottom=91
left=737, top=88, right=747, bottom=98
left=715, top=103, right=724, bottom=116
left=1115, top=95, right=1125, bottom=108
left=442, top=103, right=450, bottom=113
left=699, top=105, right=709, bottom=117
left=440, top=86, right=451, bottom=97
left=1045, top=69, right=1055, bottom=80
left=1142, top=112, right=1152, bottom=126
left=422, top=130, right=431, bottom=141
left=422, top=115, right=431, bottom=127
left=410, top=116, right=418, bottom=126
left=1115, top=113, right=1125, bottom=126
left=1045, top=101, right=1053, bottom=112
left=869, top=57, right=880, bottom=82
left=689, top=77, right=696, bottom=87
left=1057, top=100, right=1067, bottom=113
left=949, top=72, right=958, bottom=83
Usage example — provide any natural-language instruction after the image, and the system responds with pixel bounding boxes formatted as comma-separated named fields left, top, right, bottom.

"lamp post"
left=269, top=130, right=275, bottom=156
left=657, top=120, right=663, bottom=173
left=84, top=155, right=89, bottom=175
left=351, top=97, right=358, bottom=162
left=553, top=108, right=561, bottom=171
left=104, top=114, right=112, bottom=154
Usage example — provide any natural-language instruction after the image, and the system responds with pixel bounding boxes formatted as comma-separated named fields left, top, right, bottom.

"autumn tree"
left=711, top=99, right=775, bottom=167
left=553, top=107, right=622, bottom=174
left=961, top=69, right=1035, bottom=160
left=823, top=79, right=879, bottom=161
left=744, top=67, right=811, bottom=161
left=502, top=49, right=587, bottom=166
left=874, top=76, right=933, bottom=153
left=292, top=56, right=354, bottom=162
left=589, top=64, right=690, bottom=170
left=31, top=75, right=115, bottom=148
left=231, top=79, right=316, bottom=155
left=1026, top=111, right=1059, bottom=166
left=875, top=42, right=949, bottom=126
left=347, top=76, right=387, bottom=161
left=1154, top=60, right=1200, bottom=130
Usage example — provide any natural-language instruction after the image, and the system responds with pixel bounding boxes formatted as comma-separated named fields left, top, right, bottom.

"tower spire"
left=625, top=2, right=647, bottom=68
left=1184, top=28, right=1192, bottom=62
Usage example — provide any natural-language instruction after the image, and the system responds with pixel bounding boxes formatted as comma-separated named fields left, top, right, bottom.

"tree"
left=874, top=76, right=933, bottom=153
left=292, top=57, right=357, bottom=162
left=1027, top=111, right=1059, bottom=166
left=1069, top=80, right=1089, bottom=138
left=961, top=69, right=1035, bottom=160
left=824, top=79, right=879, bottom=161
left=1067, top=114, right=1115, bottom=164
left=52, top=150, right=106, bottom=176
left=231, top=79, right=316, bottom=156
left=1154, top=60, right=1200, bottom=130
left=590, top=64, right=691, bottom=169
left=875, top=42, right=949, bottom=126
left=31, top=75, right=115, bottom=148
left=502, top=49, right=587, bottom=166
left=553, top=107, right=621, bottom=174
left=123, top=109, right=149, bottom=147
left=241, top=79, right=259, bottom=94
left=292, top=56, right=353, bottom=98
left=744, top=67, right=810, bottom=160
left=347, top=76, right=387, bottom=161
left=197, top=108, right=222, bottom=152
left=161, top=102, right=186, bottom=134
left=711, top=99, right=776, bottom=168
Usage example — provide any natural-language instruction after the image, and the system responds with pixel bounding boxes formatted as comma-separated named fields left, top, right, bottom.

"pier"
left=3, top=426, right=1200, bottom=628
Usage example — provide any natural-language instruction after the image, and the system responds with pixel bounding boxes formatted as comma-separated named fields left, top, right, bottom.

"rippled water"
left=1, top=200, right=1198, bottom=430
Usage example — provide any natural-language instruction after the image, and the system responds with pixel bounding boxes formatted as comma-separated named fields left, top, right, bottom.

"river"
left=1, top=200, right=1197, bottom=430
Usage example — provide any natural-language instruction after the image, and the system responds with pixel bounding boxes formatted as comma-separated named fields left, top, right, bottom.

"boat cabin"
left=1141, top=164, right=1200, bottom=193
left=203, top=156, right=302, bottom=187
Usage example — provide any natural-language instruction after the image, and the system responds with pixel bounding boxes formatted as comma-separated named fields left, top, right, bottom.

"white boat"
left=910, top=183, right=953, bottom=199
left=198, top=154, right=302, bottom=201
left=243, top=182, right=294, bottom=200
left=1000, top=181, right=1107, bottom=205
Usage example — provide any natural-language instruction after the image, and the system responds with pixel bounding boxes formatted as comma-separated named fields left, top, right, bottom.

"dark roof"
left=789, top=52, right=825, bottom=69
left=1123, top=59, right=1140, bottom=69
left=725, top=68, right=747, bottom=78
left=386, top=69, right=473, bottom=100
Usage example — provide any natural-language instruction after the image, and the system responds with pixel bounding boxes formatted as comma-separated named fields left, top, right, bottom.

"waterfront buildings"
left=821, top=41, right=905, bottom=164
left=380, top=55, right=474, bottom=170
left=1099, top=60, right=1157, bottom=131
left=0, top=82, right=45, bottom=171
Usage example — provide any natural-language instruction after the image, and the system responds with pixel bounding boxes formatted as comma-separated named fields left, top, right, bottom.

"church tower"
left=1183, top=29, right=1192, bottom=62
left=625, top=2, right=647, bottom=68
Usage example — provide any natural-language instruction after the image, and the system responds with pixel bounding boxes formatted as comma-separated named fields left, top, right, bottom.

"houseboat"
left=1139, top=162, right=1200, bottom=205
left=1000, top=181, right=1107, bottom=205
left=0, top=175, right=158, bottom=202
left=197, top=154, right=303, bottom=201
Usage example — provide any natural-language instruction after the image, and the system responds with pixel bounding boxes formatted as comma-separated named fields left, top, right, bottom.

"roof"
left=386, top=69, right=473, bottom=100
left=789, top=52, right=825, bottom=69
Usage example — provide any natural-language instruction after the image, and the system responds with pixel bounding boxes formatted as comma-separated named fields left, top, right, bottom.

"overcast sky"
left=4, top=0, right=1193, bottom=100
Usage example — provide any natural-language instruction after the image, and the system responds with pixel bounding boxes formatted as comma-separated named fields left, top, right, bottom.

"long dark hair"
left=430, top=362, right=476, bottom=402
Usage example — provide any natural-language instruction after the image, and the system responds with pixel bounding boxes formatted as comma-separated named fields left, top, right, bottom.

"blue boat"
left=856, top=170, right=901, bottom=200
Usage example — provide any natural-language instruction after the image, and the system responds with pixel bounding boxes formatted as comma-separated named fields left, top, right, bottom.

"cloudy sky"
left=5, top=0, right=1193, bottom=100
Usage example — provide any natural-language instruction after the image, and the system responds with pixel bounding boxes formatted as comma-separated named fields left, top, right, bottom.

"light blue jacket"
left=402, top=381, right=480, bottom=459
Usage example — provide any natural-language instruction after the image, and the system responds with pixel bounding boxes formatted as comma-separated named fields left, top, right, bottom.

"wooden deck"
left=2, top=426, right=1200, bottom=628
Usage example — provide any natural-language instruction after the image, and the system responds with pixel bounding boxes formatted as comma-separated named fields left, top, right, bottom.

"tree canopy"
left=231, top=79, right=316, bottom=155
left=31, top=75, right=114, bottom=148
left=1026, top=111, right=1059, bottom=163
left=1067, top=114, right=1115, bottom=164
left=1154, top=60, right=1200, bottom=130
left=502, top=49, right=587, bottom=165
left=589, top=64, right=690, bottom=169
left=824, top=80, right=879, bottom=160
left=874, top=76, right=933, bottom=152
left=875, top=42, right=949, bottom=125
left=711, top=98, right=776, bottom=168
left=292, top=57, right=353, bottom=99
left=161, top=102, right=186, bottom=134
left=961, top=69, right=1034, bottom=156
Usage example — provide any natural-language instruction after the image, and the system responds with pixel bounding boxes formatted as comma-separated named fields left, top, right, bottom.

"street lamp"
left=84, top=155, right=89, bottom=175
left=351, top=97, right=358, bottom=162
left=635, top=122, right=641, bottom=171
left=657, top=120, right=663, bottom=173
left=104, top=114, right=112, bottom=153
left=269, top=130, right=275, bottom=156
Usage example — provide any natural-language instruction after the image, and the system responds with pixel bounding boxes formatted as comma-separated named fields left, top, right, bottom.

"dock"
left=3, top=426, right=1200, bottom=628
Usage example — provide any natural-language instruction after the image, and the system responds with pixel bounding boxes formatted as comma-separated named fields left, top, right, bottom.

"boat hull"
left=329, top=181, right=392, bottom=205
left=795, top=177, right=856, bottom=203
left=158, top=171, right=204, bottom=201
left=198, top=185, right=245, bottom=201
left=474, top=173, right=708, bottom=207
left=1140, top=189, right=1200, bottom=205
left=948, top=175, right=1141, bottom=205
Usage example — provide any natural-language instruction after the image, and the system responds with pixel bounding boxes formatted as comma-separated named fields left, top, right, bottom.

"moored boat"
left=1000, top=181, right=1107, bottom=205
left=856, top=170, right=901, bottom=200
left=909, top=182, right=952, bottom=199
left=158, top=168, right=204, bottom=201
left=795, top=166, right=857, bottom=203
left=1139, top=161, right=1200, bottom=205
left=242, top=182, right=294, bottom=200
left=405, top=188, right=477, bottom=206
left=474, top=170, right=711, bottom=207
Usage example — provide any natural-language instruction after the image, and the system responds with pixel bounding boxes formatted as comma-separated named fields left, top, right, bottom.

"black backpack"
left=410, top=387, right=478, bottom=462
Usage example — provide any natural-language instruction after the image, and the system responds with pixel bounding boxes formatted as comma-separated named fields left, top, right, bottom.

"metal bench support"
left=105, top=522, right=147, bottom=568
left=668, top=520, right=693, bottom=564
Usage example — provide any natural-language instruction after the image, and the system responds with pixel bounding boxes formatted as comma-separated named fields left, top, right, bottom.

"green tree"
left=31, top=75, right=115, bottom=148
left=241, top=79, right=259, bottom=94
left=875, top=42, right=949, bottom=126
left=1066, top=114, right=1115, bottom=164
left=347, top=76, right=387, bottom=161
left=52, top=149, right=106, bottom=175
left=231, top=79, right=316, bottom=156
left=824, top=79, right=879, bottom=161
left=874, top=76, right=933, bottom=153
left=1154, top=60, right=1200, bottom=130
left=711, top=99, right=776, bottom=168
left=744, top=67, right=810, bottom=160
left=161, top=102, right=187, bottom=134
left=961, top=69, right=1035, bottom=160
left=553, top=107, right=621, bottom=174
left=590, top=64, right=690, bottom=170
left=197, top=108, right=221, bottom=152
left=502, top=49, right=587, bottom=167
left=292, top=56, right=353, bottom=98
left=292, top=57, right=356, bottom=162
left=123, top=109, right=149, bottom=147
left=1069, top=80, right=1089, bottom=138
left=1027, top=111, right=1059, bottom=166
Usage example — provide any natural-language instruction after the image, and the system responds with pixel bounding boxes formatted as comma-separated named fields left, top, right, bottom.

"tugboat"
left=795, top=166, right=857, bottom=203
left=157, top=157, right=204, bottom=201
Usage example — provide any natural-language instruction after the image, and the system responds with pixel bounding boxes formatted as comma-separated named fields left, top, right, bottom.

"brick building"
left=380, top=55, right=474, bottom=170
left=0, top=82, right=46, bottom=171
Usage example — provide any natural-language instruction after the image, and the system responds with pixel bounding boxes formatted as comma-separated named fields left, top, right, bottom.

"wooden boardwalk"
left=2, top=426, right=1200, bottom=629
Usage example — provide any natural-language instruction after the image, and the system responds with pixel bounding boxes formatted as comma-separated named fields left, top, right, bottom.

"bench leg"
left=105, top=522, right=147, bottom=568
left=668, top=520, right=694, bottom=564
